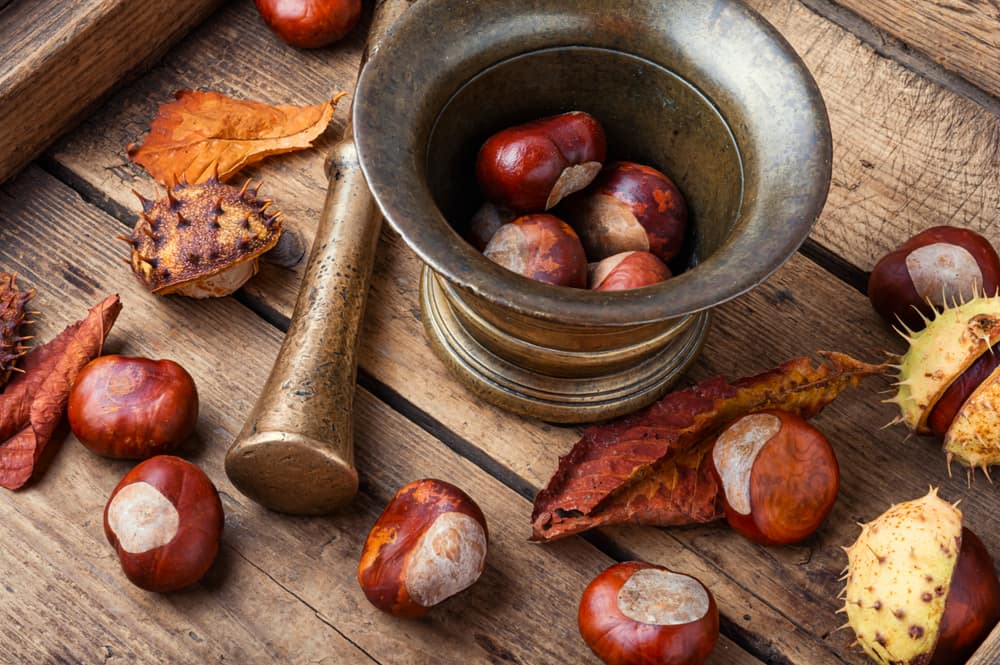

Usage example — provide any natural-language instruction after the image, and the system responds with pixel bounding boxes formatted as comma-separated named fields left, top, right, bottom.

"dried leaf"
left=127, top=90, right=343, bottom=187
left=0, top=295, right=121, bottom=489
left=531, top=352, right=886, bottom=541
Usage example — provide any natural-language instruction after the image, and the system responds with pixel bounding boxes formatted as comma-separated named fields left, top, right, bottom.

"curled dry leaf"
left=531, top=352, right=886, bottom=541
left=0, top=272, right=35, bottom=387
left=0, top=295, right=121, bottom=489
left=127, top=90, right=344, bottom=187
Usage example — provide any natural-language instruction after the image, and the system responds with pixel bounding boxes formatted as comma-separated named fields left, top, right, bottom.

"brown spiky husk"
left=125, top=177, right=283, bottom=297
left=0, top=273, right=35, bottom=386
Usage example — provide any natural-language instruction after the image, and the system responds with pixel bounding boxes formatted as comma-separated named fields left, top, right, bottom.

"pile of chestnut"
left=468, top=111, right=688, bottom=291
left=68, top=355, right=223, bottom=592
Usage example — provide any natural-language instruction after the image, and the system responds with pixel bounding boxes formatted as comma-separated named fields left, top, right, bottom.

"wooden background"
left=0, top=0, right=998, bottom=663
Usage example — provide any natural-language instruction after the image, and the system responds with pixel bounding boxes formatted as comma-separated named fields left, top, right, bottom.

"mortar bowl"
left=354, top=0, right=831, bottom=423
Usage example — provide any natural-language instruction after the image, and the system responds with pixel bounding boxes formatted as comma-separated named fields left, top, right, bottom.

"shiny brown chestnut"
left=563, top=161, right=687, bottom=264
left=104, top=455, right=224, bottom=592
left=358, top=479, right=488, bottom=618
left=465, top=202, right=517, bottom=251
left=579, top=561, right=719, bottom=665
left=710, top=410, right=839, bottom=545
left=476, top=111, right=606, bottom=213
left=868, top=226, right=1000, bottom=330
left=68, top=355, right=199, bottom=459
left=483, top=214, right=588, bottom=288
left=254, top=0, right=362, bottom=49
left=930, top=527, right=1000, bottom=665
left=590, top=251, right=672, bottom=291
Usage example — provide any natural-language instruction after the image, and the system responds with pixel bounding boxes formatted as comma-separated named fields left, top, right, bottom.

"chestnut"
left=710, top=410, right=838, bottom=546
left=104, top=455, right=224, bottom=593
left=868, top=225, right=1000, bottom=330
left=68, top=355, right=199, bottom=459
left=465, top=202, right=517, bottom=251
left=590, top=251, right=671, bottom=291
left=931, top=527, right=1000, bottom=664
left=476, top=111, right=607, bottom=212
left=578, top=561, right=719, bottom=665
left=483, top=214, right=588, bottom=288
left=926, top=342, right=1000, bottom=436
left=254, top=0, right=362, bottom=49
left=562, top=161, right=687, bottom=264
left=357, top=478, right=488, bottom=618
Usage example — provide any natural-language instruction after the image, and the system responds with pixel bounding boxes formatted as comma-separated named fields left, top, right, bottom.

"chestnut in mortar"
left=476, top=111, right=606, bottom=213
left=578, top=561, right=719, bottom=665
left=590, top=251, right=672, bottom=291
left=710, top=410, right=839, bottom=546
left=868, top=226, right=1000, bottom=330
left=68, top=355, right=199, bottom=459
left=104, top=455, right=224, bottom=592
left=358, top=479, right=488, bottom=618
left=562, top=161, right=688, bottom=264
left=465, top=202, right=517, bottom=251
left=254, top=0, right=362, bottom=48
left=483, top=214, right=588, bottom=288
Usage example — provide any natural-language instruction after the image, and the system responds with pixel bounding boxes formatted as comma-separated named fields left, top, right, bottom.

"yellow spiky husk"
left=890, top=296, right=1000, bottom=433
left=842, top=489, right=962, bottom=665
left=943, top=366, right=1000, bottom=476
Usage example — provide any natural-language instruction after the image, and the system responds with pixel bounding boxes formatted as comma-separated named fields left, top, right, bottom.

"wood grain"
left=0, top=0, right=222, bottom=184
left=41, top=0, right=1000, bottom=663
left=812, top=0, right=1000, bottom=101
left=743, top=0, right=1000, bottom=273
left=969, top=623, right=1000, bottom=665
left=0, top=166, right=759, bottom=665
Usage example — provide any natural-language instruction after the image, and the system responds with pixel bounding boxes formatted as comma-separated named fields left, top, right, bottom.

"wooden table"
left=1, top=1, right=997, bottom=663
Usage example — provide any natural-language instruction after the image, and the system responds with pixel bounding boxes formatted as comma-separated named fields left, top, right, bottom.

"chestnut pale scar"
left=617, top=569, right=710, bottom=626
left=906, top=243, right=982, bottom=307
left=713, top=412, right=782, bottom=515
left=404, top=511, right=487, bottom=607
left=106, top=481, right=180, bottom=553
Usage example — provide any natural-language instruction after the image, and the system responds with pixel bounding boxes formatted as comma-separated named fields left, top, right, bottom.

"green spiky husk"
left=842, top=489, right=962, bottom=665
left=890, top=296, right=1000, bottom=433
left=0, top=272, right=35, bottom=386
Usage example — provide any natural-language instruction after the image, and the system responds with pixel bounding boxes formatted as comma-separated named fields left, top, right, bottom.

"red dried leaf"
left=531, top=352, right=886, bottom=541
left=0, top=295, right=121, bottom=489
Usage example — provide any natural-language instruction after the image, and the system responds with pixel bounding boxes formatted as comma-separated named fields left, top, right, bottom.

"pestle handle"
left=224, top=0, right=408, bottom=514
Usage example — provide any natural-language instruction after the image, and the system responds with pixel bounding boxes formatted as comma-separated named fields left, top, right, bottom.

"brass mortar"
left=354, top=0, right=832, bottom=423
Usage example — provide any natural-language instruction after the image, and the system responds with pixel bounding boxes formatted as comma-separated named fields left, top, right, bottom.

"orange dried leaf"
left=0, top=295, right=121, bottom=489
left=531, top=352, right=886, bottom=541
left=127, top=90, right=343, bottom=187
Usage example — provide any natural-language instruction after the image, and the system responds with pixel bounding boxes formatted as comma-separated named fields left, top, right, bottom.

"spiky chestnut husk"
left=841, top=489, right=1000, bottom=665
left=0, top=272, right=36, bottom=386
left=888, top=296, right=1000, bottom=474
left=123, top=177, right=283, bottom=298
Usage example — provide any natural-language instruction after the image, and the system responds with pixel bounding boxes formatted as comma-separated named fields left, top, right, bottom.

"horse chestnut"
left=68, top=355, right=198, bottom=459
left=104, top=455, right=224, bottom=592
left=578, top=561, right=719, bottom=665
left=590, top=251, right=671, bottom=291
left=483, top=214, right=588, bottom=288
left=563, top=161, right=687, bottom=264
left=843, top=489, right=1000, bottom=665
left=476, top=111, right=606, bottom=213
left=254, top=0, right=362, bottom=49
left=465, top=202, right=517, bottom=251
left=358, top=479, right=488, bottom=618
left=710, top=410, right=839, bottom=545
left=868, top=226, right=1000, bottom=330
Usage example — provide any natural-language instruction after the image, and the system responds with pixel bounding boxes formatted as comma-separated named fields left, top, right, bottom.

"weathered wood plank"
left=0, top=166, right=759, bottom=665
left=744, top=0, right=1000, bottom=273
left=0, top=0, right=223, bottom=184
left=809, top=0, right=1000, bottom=102
left=969, top=623, right=1000, bottom=665
left=43, top=1, right=1000, bottom=663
